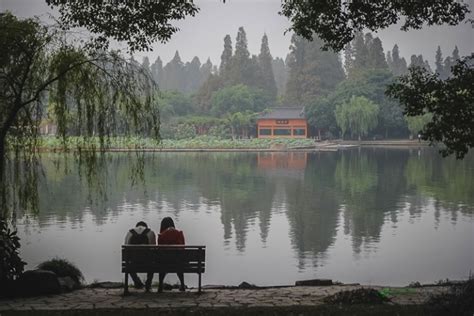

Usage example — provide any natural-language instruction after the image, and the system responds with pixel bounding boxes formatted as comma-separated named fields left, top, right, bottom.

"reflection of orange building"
left=257, top=152, right=307, bottom=170
left=257, top=107, right=307, bottom=138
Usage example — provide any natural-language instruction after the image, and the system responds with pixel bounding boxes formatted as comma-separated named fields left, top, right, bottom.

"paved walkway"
left=0, top=285, right=448, bottom=315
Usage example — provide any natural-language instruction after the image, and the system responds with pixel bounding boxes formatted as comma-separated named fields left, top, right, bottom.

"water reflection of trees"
left=26, top=149, right=474, bottom=266
left=33, top=153, right=277, bottom=251
left=284, top=153, right=340, bottom=269
left=405, top=150, right=474, bottom=216
left=335, top=149, right=412, bottom=253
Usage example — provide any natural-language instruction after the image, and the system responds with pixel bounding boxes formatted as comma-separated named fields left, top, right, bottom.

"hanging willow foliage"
left=0, top=13, right=159, bottom=221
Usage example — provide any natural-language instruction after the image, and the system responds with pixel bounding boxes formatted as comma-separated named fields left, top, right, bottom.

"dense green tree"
left=141, top=56, right=150, bottom=73
left=285, top=35, right=307, bottom=104
left=285, top=35, right=344, bottom=104
left=229, top=27, right=252, bottom=86
left=388, top=44, right=408, bottom=76
left=210, top=84, right=269, bottom=117
left=443, top=46, right=461, bottom=79
left=280, top=0, right=468, bottom=51
left=226, top=111, right=257, bottom=139
left=156, top=90, right=193, bottom=120
left=441, top=46, right=461, bottom=79
left=220, top=34, right=233, bottom=82
left=305, top=97, right=338, bottom=138
left=161, top=51, right=184, bottom=91
left=46, top=0, right=199, bottom=52
left=306, top=68, right=406, bottom=139
left=200, top=58, right=213, bottom=85
left=151, top=56, right=163, bottom=85
left=335, top=96, right=379, bottom=140
left=368, top=37, right=388, bottom=70
left=405, top=114, right=433, bottom=138
left=258, top=34, right=278, bottom=100
left=387, top=54, right=474, bottom=158
left=348, top=32, right=387, bottom=76
left=194, top=73, right=222, bottom=113
left=183, top=56, right=202, bottom=93
left=409, top=54, right=431, bottom=72
left=351, top=31, right=369, bottom=74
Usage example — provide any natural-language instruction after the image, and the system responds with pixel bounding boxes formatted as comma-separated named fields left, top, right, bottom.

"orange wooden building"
left=256, top=107, right=308, bottom=138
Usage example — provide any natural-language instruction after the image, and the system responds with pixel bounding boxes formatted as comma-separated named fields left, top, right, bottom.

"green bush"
left=37, top=258, right=84, bottom=284
left=0, top=219, right=26, bottom=283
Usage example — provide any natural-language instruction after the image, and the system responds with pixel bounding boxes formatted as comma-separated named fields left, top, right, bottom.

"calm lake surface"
left=16, top=148, right=474, bottom=286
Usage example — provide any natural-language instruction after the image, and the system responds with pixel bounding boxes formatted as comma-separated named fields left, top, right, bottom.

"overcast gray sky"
left=2, top=0, right=473, bottom=67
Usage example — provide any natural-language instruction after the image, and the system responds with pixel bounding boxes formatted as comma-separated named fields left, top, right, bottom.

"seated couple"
left=124, top=217, right=185, bottom=293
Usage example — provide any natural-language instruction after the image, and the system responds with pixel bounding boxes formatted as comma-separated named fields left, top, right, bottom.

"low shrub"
left=37, top=258, right=84, bottom=284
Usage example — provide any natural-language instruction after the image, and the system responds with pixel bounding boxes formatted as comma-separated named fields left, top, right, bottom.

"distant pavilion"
left=256, top=107, right=308, bottom=138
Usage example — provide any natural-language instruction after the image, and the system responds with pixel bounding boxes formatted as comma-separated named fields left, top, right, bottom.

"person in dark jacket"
left=158, top=217, right=186, bottom=292
left=124, top=221, right=156, bottom=291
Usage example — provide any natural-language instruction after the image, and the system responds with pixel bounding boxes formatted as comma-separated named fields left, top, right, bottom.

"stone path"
left=0, top=285, right=449, bottom=315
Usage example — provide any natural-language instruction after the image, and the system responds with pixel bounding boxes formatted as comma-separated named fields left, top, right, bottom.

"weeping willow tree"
left=335, top=95, right=379, bottom=140
left=0, top=13, right=159, bottom=283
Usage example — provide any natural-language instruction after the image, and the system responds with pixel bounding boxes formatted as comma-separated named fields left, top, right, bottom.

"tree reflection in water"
left=13, top=149, right=474, bottom=273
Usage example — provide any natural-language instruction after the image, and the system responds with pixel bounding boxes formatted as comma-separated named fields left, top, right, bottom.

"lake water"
left=15, top=148, right=474, bottom=286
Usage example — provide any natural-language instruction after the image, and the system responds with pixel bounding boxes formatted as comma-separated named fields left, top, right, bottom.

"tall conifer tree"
left=162, top=51, right=184, bottom=91
left=390, top=44, right=408, bottom=76
left=258, top=34, right=277, bottom=100
left=220, top=34, right=233, bottom=82
left=452, top=46, right=460, bottom=61
left=229, top=27, right=252, bottom=85
left=368, top=37, right=388, bottom=69
left=435, top=46, right=446, bottom=78
left=142, top=56, right=150, bottom=73
left=184, top=56, right=202, bottom=93
left=352, top=31, right=369, bottom=72
left=386, top=51, right=393, bottom=70
left=200, top=58, right=213, bottom=84
left=151, top=56, right=163, bottom=85
left=285, top=34, right=308, bottom=104
left=285, top=35, right=344, bottom=104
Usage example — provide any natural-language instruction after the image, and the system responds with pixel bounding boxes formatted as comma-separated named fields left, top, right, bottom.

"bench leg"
left=124, top=272, right=129, bottom=295
left=198, top=272, right=202, bottom=293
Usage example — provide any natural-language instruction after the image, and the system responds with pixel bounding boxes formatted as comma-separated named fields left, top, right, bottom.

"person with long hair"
left=158, top=217, right=185, bottom=292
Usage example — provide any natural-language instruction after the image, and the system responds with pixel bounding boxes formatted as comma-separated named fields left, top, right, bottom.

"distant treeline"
left=50, top=26, right=463, bottom=140
left=133, top=26, right=462, bottom=140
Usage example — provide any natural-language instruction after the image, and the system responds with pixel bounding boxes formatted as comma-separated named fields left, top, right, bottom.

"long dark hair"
left=160, top=217, right=175, bottom=233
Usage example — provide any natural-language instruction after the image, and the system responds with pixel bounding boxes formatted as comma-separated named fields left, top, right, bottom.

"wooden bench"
left=121, top=245, right=205, bottom=295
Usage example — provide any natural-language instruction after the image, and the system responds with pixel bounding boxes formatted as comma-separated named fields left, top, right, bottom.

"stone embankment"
left=0, top=284, right=449, bottom=315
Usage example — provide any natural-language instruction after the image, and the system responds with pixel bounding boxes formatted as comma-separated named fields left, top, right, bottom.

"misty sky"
left=2, top=0, right=473, bottom=67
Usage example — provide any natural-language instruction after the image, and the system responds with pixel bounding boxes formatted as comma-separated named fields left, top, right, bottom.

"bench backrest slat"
left=121, top=245, right=206, bottom=273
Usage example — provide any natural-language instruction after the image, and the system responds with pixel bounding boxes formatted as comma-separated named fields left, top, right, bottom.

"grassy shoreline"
left=34, top=136, right=427, bottom=152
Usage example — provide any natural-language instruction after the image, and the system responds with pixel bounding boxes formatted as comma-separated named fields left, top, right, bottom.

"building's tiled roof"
left=257, top=107, right=305, bottom=119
